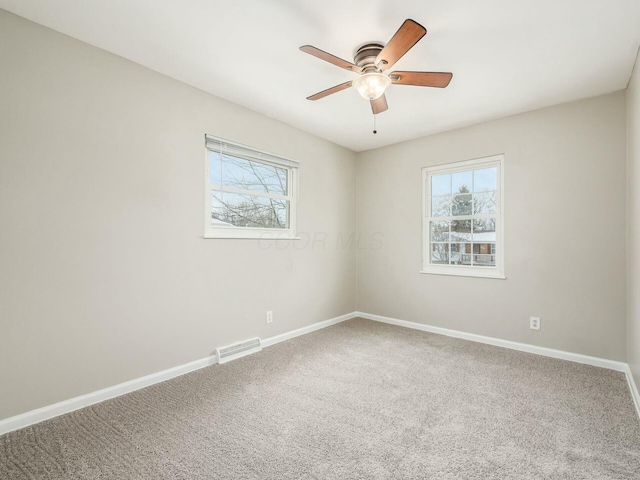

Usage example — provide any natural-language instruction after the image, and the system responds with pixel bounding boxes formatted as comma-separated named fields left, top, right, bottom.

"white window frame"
left=204, top=135, right=299, bottom=239
left=421, top=154, right=505, bottom=279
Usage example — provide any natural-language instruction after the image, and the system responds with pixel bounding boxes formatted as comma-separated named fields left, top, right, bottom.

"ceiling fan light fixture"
left=352, top=72, right=391, bottom=100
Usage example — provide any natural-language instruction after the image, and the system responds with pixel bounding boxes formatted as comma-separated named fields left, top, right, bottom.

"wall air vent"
left=215, top=337, right=262, bottom=364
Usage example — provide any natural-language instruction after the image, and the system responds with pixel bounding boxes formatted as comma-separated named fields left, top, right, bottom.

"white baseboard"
left=358, top=311, right=640, bottom=421
left=0, top=355, right=218, bottom=437
left=3, top=311, right=636, bottom=435
left=262, top=311, right=356, bottom=348
left=624, top=365, right=640, bottom=422
left=356, top=311, right=628, bottom=372
left=0, top=311, right=357, bottom=436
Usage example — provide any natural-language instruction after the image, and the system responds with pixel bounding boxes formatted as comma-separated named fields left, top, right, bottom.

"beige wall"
left=0, top=11, right=356, bottom=420
left=356, top=92, right=627, bottom=361
left=628, top=51, right=640, bottom=390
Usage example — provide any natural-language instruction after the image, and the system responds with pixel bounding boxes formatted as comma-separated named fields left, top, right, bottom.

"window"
left=204, top=135, right=299, bottom=239
left=422, top=154, right=504, bottom=278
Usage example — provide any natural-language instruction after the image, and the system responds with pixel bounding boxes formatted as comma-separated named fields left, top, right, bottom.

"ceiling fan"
left=300, top=19, right=453, bottom=115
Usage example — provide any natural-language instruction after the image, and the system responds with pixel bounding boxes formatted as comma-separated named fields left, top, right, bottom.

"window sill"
left=420, top=268, right=506, bottom=279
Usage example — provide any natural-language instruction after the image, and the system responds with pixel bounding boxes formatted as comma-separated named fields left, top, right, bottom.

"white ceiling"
left=2, top=0, right=640, bottom=152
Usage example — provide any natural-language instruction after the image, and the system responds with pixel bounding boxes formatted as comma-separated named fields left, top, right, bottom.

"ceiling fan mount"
left=300, top=19, right=453, bottom=115
left=353, top=42, right=385, bottom=71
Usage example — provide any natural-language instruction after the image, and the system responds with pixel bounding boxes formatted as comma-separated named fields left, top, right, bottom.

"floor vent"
left=216, top=337, right=262, bottom=364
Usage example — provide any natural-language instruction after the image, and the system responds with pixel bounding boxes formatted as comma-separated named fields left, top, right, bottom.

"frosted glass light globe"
left=352, top=72, right=391, bottom=100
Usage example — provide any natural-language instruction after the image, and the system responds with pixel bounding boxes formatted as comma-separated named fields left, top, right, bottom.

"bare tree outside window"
left=210, top=153, right=290, bottom=229
left=205, top=135, right=298, bottom=239
left=423, top=156, right=504, bottom=278
left=427, top=167, right=498, bottom=267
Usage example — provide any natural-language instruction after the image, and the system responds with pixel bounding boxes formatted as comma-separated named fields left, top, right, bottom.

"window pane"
left=423, top=157, right=502, bottom=275
left=451, top=194, right=472, bottom=216
left=211, top=192, right=289, bottom=229
left=451, top=243, right=471, bottom=265
left=209, top=151, right=222, bottom=185
left=431, top=195, right=451, bottom=217
left=431, top=174, right=451, bottom=196
left=430, top=221, right=449, bottom=242
left=215, top=154, right=287, bottom=195
left=472, top=218, right=496, bottom=242
left=473, top=191, right=497, bottom=214
left=430, top=243, right=449, bottom=264
left=451, top=219, right=472, bottom=242
left=473, top=254, right=496, bottom=267
left=473, top=167, right=497, bottom=192
left=452, top=171, right=472, bottom=194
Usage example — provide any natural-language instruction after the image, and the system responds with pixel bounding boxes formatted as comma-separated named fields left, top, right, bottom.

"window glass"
left=211, top=192, right=289, bottom=229
left=431, top=174, right=451, bottom=196
left=209, top=152, right=287, bottom=195
left=422, top=156, right=503, bottom=277
left=205, top=135, right=298, bottom=238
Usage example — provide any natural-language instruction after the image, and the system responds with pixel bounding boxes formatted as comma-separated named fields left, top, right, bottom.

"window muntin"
left=205, top=135, right=298, bottom=239
left=422, top=155, right=504, bottom=278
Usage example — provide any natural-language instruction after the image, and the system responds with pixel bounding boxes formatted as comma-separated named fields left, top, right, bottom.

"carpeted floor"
left=1, top=318, right=639, bottom=479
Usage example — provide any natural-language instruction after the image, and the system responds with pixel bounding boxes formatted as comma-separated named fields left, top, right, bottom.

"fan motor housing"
left=354, top=42, right=385, bottom=71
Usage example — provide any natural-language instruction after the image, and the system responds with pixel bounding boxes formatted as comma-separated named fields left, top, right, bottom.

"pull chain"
left=373, top=114, right=377, bottom=135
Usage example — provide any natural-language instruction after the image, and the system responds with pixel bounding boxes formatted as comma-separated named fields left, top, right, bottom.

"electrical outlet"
left=266, top=311, right=273, bottom=324
left=530, top=316, right=540, bottom=331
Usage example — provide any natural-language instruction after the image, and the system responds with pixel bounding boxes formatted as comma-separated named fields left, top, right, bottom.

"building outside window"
left=422, top=154, right=504, bottom=278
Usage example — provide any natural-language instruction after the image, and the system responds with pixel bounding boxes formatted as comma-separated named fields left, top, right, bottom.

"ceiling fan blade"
left=306, top=81, right=353, bottom=101
left=375, top=19, right=426, bottom=71
left=300, top=45, right=361, bottom=73
left=370, top=95, right=388, bottom=114
left=390, top=71, right=453, bottom=88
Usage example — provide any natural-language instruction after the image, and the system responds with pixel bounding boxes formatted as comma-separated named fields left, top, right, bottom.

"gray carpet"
left=1, top=318, right=639, bottom=479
